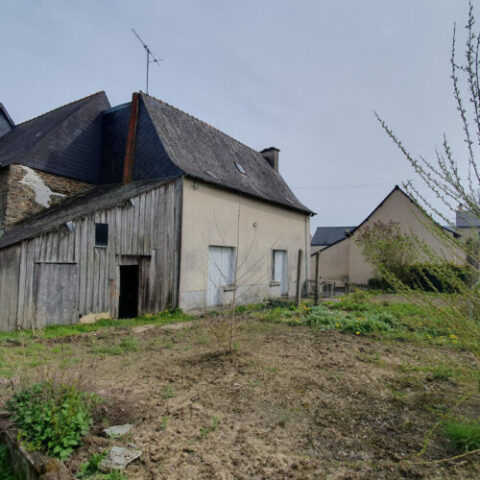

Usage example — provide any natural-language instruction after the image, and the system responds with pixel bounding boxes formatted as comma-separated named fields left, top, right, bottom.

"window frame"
left=271, top=249, right=288, bottom=295
left=94, top=223, right=109, bottom=247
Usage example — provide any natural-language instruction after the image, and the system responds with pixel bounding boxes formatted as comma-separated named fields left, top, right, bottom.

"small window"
left=234, top=162, right=246, bottom=175
left=95, top=223, right=109, bottom=247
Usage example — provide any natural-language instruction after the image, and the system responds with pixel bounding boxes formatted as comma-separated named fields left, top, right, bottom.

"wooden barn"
left=0, top=92, right=313, bottom=331
left=0, top=178, right=181, bottom=330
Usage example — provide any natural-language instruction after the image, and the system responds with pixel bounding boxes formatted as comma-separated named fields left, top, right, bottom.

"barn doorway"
left=119, top=265, right=139, bottom=318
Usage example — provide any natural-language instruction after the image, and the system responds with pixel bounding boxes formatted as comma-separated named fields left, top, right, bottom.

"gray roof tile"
left=0, top=92, right=110, bottom=183
left=312, top=226, right=355, bottom=246
left=141, top=93, right=313, bottom=214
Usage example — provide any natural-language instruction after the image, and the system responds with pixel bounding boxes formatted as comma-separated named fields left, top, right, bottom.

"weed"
left=200, top=417, right=220, bottom=437
left=93, top=336, right=139, bottom=356
left=0, top=444, right=20, bottom=480
left=104, top=472, right=128, bottom=480
left=195, top=335, right=210, bottom=345
left=119, top=337, right=138, bottom=352
left=159, top=416, right=169, bottom=431
left=278, top=415, right=288, bottom=427
left=77, top=450, right=108, bottom=478
left=211, top=416, right=220, bottom=430
left=7, top=382, right=97, bottom=460
left=443, top=418, right=480, bottom=451
left=93, top=343, right=123, bottom=356
left=162, top=386, right=174, bottom=399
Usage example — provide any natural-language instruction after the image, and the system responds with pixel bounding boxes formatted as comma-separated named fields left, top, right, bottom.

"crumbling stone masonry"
left=0, top=164, right=91, bottom=236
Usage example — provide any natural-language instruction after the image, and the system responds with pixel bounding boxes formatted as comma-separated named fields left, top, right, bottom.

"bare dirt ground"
left=1, top=318, right=480, bottom=479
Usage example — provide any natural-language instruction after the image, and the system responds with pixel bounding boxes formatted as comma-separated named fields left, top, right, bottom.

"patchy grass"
left=444, top=418, right=480, bottom=452
left=1, top=295, right=480, bottom=478
left=0, top=309, right=191, bottom=342
left=252, top=292, right=480, bottom=355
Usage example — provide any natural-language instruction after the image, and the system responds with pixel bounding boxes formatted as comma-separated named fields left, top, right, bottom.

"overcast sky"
left=1, top=1, right=470, bottom=232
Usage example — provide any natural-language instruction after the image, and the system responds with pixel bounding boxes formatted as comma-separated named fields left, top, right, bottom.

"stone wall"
left=0, top=164, right=92, bottom=233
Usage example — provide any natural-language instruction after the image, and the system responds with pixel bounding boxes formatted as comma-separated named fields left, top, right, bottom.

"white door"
left=273, top=250, right=288, bottom=296
left=208, top=246, right=235, bottom=306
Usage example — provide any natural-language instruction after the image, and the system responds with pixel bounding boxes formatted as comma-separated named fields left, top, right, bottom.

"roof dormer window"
left=234, top=162, right=246, bottom=175
left=204, top=169, right=219, bottom=180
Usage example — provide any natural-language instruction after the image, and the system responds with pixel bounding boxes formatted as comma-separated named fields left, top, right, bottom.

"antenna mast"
left=131, top=28, right=163, bottom=94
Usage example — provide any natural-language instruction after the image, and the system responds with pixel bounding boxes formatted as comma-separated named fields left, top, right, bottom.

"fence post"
left=314, top=253, right=320, bottom=306
left=295, top=249, right=303, bottom=307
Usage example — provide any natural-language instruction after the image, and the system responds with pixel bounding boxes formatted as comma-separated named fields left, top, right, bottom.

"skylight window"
left=234, top=162, right=246, bottom=175
left=204, top=169, right=219, bottom=180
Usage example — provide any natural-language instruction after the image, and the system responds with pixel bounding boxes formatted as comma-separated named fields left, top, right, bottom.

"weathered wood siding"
left=0, top=178, right=182, bottom=331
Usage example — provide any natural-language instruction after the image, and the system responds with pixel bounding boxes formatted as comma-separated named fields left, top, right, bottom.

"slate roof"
left=456, top=210, right=480, bottom=228
left=0, top=178, right=176, bottom=249
left=0, top=103, right=14, bottom=138
left=0, top=92, right=110, bottom=183
left=311, top=226, right=355, bottom=246
left=141, top=93, right=313, bottom=215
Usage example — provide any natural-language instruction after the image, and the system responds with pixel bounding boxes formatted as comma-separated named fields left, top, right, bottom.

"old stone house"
left=311, top=186, right=461, bottom=286
left=0, top=92, right=313, bottom=331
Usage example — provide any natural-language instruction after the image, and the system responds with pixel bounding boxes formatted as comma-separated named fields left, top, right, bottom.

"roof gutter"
left=122, top=92, right=140, bottom=184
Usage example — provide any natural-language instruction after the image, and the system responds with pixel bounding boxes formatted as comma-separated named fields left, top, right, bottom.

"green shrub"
left=400, top=263, right=474, bottom=293
left=367, top=277, right=395, bottom=291
left=443, top=418, right=480, bottom=451
left=6, top=382, right=97, bottom=460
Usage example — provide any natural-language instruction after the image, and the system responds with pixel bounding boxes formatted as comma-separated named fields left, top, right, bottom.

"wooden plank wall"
left=0, top=178, right=182, bottom=331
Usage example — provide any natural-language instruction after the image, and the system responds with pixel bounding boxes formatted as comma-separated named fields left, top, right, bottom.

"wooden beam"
left=295, top=249, right=303, bottom=307
left=314, top=252, right=320, bottom=306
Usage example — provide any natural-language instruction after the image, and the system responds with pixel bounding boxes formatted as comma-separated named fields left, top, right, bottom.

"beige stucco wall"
left=179, top=178, right=310, bottom=311
left=317, top=188, right=463, bottom=285
left=312, top=237, right=351, bottom=283
left=457, top=226, right=480, bottom=241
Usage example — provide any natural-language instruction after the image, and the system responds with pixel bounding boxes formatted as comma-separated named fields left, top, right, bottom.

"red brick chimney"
left=122, top=92, right=140, bottom=184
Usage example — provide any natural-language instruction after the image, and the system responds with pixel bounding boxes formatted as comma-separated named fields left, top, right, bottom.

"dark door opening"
left=119, top=265, right=139, bottom=318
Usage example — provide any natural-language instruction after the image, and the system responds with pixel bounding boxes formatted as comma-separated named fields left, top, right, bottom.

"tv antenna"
left=131, top=28, right=164, bottom=94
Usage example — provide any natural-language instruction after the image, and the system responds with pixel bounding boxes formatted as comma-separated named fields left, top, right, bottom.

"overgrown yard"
left=1, top=296, right=480, bottom=479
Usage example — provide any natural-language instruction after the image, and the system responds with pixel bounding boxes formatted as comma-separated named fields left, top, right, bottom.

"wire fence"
left=304, top=279, right=368, bottom=298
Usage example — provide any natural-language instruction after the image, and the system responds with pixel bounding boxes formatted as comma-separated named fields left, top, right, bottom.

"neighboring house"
left=0, top=92, right=313, bottom=331
left=311, top=226, right=355, bottom=255
left=311, top=186, right=460, bottom=285
left=456, top=206, right=480, bottom=240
